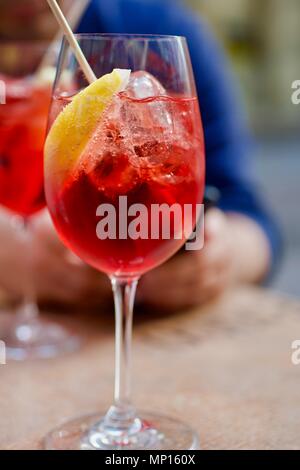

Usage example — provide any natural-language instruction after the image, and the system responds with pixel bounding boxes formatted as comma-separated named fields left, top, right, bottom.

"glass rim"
left=72, top=33, right=187, bottom=42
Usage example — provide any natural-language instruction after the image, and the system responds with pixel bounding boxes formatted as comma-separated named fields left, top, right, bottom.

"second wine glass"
left=0, top=42, right=80, bottom=360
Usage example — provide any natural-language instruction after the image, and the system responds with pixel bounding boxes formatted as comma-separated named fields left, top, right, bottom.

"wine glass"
left=0, top=42, right=80, bottom=360
left=44, top=34, right=205, bottom=450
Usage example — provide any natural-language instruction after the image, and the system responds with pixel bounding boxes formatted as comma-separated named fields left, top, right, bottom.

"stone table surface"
left=0, top=286, right=300, bottom=450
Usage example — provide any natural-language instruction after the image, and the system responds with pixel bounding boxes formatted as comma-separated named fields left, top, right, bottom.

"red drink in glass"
left=46, top=91, right=205, bottom=276
left=0, top=75, right=51, bottom=216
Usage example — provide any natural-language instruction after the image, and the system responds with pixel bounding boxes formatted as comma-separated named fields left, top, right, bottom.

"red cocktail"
left=0, top=75, right=50, bottom=216
left=46, top=82, right=204, bottom=276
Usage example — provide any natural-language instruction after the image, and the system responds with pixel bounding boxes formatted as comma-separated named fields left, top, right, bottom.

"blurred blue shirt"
left=78, top=0, right=281, bottom=273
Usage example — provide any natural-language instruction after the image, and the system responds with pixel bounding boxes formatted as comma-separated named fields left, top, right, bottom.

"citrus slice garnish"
left=44, top=68, right=131, bottom=189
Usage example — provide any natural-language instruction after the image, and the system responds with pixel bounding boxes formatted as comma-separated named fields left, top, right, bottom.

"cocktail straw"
left=46, top=0, right=97, bottom=84
left=38, top=0, right=91, bottom=73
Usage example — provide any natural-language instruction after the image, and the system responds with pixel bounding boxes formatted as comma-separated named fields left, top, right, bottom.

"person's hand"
left=138, top=206, right=271, bottom=312
left=138, top=209, right=235, bottom=312
left=30, top=210, right=111, bottom=308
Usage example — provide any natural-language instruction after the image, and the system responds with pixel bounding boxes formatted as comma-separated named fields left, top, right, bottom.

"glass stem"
left=104, top=276, right=139, bottom=431
left=14, top=215, right=38, bottom=322
left=16, top=297, right=39, bottom=322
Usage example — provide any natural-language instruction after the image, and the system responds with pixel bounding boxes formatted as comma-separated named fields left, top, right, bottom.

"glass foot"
left=1, top=315, right=80, bottom=360
left=44, top=411, right=199, bottom=450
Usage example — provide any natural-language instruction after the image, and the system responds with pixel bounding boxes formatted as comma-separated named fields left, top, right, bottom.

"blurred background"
left=188, top=0, right=300, bottom=297
left=0, top=0, right=299, bottom=297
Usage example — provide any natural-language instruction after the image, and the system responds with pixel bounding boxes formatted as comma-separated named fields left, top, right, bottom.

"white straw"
left=38, top=0, right=91, bottom=73
left=46, top=0, right=97, bottom=84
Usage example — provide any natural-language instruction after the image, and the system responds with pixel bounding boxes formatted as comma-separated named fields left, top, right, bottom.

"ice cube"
left=87, top=150, right=140, bottom=198
left=81, top=103, right=141, bottom=198
left=125, top=71, right=166, bottom=99
left=80, top=72, right=189, bottom=193
left=122, top=71, right=173, bottom=136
